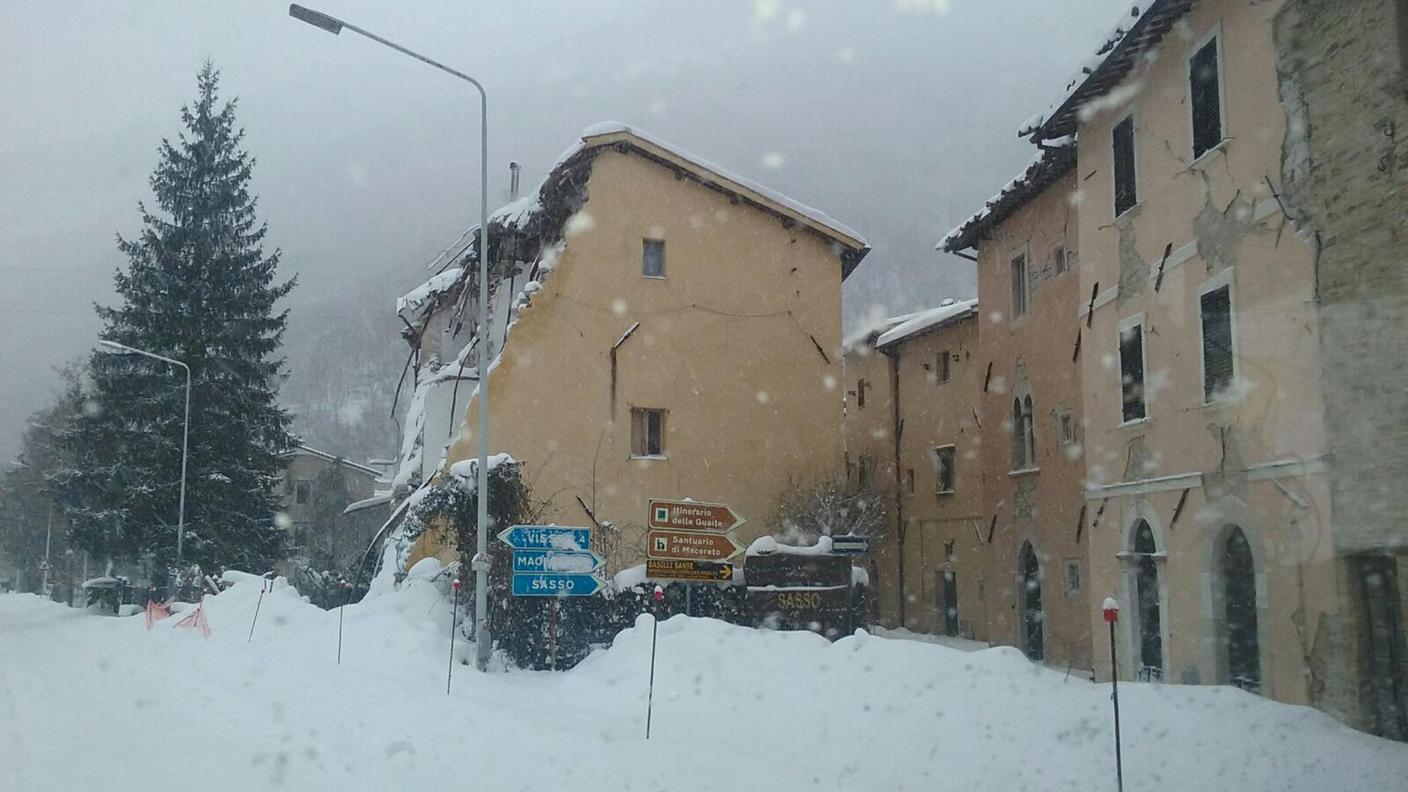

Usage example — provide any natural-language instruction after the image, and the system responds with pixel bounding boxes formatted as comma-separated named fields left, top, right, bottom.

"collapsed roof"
left=397, top=121, right=872, bottom=339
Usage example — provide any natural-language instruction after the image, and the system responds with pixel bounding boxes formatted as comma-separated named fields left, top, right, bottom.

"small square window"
left=642, top=239, right=665, bottom=278
left=933, top=446, right=956, bottom=494
left=630, top=408, right=666, bottom=457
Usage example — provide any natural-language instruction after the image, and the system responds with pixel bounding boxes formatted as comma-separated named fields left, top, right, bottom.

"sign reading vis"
left=648, top=499, right=745, bottom=533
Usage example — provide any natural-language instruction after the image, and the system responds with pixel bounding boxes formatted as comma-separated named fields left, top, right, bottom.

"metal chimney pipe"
left=509, top=161, right=521, bottom=200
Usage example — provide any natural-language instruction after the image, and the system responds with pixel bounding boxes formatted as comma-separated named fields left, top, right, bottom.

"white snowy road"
left=2, top=569, right=1405, bottom=791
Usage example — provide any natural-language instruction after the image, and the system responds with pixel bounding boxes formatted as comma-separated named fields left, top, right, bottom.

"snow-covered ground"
left=2, top=569, right=1404, bottom=791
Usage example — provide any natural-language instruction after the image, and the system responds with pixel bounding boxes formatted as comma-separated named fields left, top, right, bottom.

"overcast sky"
left=0, top=0, right=1133, bottom=462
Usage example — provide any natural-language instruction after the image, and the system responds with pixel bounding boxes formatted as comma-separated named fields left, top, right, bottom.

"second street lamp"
left=96, top=339, right=191, bottom=576
left=289, top=3, right=494, bottom=672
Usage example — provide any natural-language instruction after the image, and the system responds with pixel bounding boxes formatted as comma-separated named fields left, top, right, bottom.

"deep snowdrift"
left=1, top=570, right=1403, bottom=791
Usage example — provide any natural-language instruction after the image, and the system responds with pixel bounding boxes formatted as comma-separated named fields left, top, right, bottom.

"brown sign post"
left=648, top=499, right=745, bottom=533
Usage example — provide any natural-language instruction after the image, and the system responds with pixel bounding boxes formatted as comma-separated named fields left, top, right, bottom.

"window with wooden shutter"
left=1119, top=322, right=1147, bottom=422
left=1112, top=115, right=1137, bottom=216
left=1201, top=285, right=1235, bottom=401
left=1190, top=37, right=1224, bottom=159
left=630, top=407, right=666, bottom=456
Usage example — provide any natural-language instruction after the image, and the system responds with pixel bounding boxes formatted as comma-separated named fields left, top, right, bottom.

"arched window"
left=1132, top=520, right=1163, bottom=680
left=1019, top=541, right=1044, bottom=661
left=1022, top=395, right=1036, bottom=466
left=1221, top=526, right=1260, bottom=692
left=1011, top=397, right=1025, bottom=469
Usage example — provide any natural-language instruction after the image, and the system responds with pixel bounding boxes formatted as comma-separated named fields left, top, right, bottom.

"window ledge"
left=631, top=454, right=668, bottom=461
left=1114, top=202, right=1142, bottom=224
left=1118, top=416, right=1150, bottom=429
left=642, top=274, right=666, bottom=280
left=935, top=489, right=955, bottom=497
left=1008, top=467, right=1041, bottom=478
left=1190, top=138, right=1230, bottom=169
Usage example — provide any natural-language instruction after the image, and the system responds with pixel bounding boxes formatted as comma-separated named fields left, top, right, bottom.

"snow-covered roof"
left=938, top=144, right=1076, bottom=253
left=283, top=444, right=382, bottom=478
left=343, top=493, right=392, bottom=515
left=875, top=298, right=978, bottom=348
left=579, top=122, right=869, bottom=259
left=1023, top=1, right=1195, bottom=144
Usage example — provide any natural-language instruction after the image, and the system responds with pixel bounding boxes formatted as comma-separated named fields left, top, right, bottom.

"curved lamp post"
left=288, top=4, right=493, bottom=671
left=97, top=339, right=191, bottom=572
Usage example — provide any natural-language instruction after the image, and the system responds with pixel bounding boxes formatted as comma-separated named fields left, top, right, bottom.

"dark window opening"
left=1190, top=37, right=1224, bottom=159
left=1134, top=521, right=1164, bottom=680
left=1222, top=527, right=1260, bottom=692
left=856, top=378, right=868, bottom=408
left=1356, top=556, right=1407, bottom=741
left=934, top=446, right=956, bottom=494
left=630, top=407, right=666, bottom=456
left=1052, top=244, right=1068, bottom=274
left=642, top=238, right=665, bottom=277
left=1119, top=322, right=1147, bottom=422
left=858, top=454, right=873, bottom=488
left=1113, top=115, right=1138, bottom=216
left=938, top=350, right=951, bottom=384
left=294, top=480, right=311, bottom=505
left=1201, top=285, right=1234, bottom=401
left=1020, top=541, right=1044, bottom=661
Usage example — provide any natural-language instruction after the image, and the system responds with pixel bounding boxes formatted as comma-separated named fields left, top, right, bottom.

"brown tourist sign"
left=648, top=499, right=745, bottom=533
left=646, top=559, right=734, bottom=582
left=647, top=529, right=744, bottom=562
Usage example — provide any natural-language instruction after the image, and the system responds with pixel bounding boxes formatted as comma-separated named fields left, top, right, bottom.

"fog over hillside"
left=1, top=0, right=1134, bottom=462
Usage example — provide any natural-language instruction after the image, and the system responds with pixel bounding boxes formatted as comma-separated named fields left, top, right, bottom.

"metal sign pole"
left=1104, top=597, right=1124, bottom=792
left=646, top=585, right=663, bottom=740
left=448, top=579, right=462, bottom=695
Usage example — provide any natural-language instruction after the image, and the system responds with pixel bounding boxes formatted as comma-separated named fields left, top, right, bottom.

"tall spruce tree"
left=54, top=63, right=295, bottom=574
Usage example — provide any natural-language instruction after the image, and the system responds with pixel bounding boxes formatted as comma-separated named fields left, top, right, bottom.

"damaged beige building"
left=395, top=123, right=868, bottom=573
left=998, top=0, right=1407, bottom=738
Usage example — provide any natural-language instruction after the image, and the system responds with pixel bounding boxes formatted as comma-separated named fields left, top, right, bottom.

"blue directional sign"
left=498, top=525, right=591, bottom=551
left=830, top=534, right=871, bottom=555
left=512, top=573, right=604, bottom=597
left=511, top=550, right=604, bottom=574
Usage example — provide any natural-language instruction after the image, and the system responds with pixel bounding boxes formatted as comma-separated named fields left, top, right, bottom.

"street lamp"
left=289, top=3, right=494, bottom=672
left=96, top=339, right=191, bottom=575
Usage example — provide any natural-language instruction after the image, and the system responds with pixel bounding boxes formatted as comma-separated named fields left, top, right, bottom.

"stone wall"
left=1274, top=0, right=1408, bottom=556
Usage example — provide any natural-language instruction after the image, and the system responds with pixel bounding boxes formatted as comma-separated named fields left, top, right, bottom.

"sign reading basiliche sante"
left=646, top=498, right=744, bottom=582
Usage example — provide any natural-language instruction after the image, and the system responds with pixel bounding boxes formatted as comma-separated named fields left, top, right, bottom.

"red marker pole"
left=447, top=578, right=462, bottom=695
left=646, top=584, right=664, bottom=740
left=1103, top=597, right=1124, bottom=792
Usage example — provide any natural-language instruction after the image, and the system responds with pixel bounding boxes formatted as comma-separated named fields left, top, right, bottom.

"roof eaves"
left=938, top=146, right=1077, bottom=254
left=1027, top=0, right=1196, bottom=144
